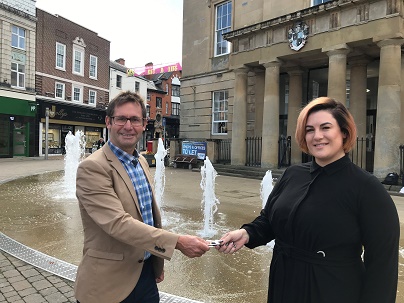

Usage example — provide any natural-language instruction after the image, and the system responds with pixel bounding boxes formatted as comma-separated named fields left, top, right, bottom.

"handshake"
left=175, top=229, right=250, bottom=258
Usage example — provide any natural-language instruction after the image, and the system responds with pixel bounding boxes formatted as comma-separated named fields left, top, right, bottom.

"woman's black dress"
left=242, top=156, right=399, bottom=303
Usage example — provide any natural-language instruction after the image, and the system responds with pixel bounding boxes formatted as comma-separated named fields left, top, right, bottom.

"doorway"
left=13, top=122, right=29, bottom=157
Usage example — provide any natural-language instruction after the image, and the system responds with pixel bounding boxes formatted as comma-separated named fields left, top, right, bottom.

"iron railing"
left=216, top=139, right=231, bottom=164
left=246, top=137, right=262, bottom=166
left=278, top=136, right=291, bottom=168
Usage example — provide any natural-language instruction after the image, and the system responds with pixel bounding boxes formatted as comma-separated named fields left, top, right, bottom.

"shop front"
left=0, top=94, right=37, bottom=158
left=38, top=99, right=106, bottom=155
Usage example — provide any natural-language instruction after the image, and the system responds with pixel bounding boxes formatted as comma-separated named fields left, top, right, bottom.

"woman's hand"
left=216, top=229, right=249, bottom=254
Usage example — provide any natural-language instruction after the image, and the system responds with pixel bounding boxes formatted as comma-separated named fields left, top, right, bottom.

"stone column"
left=231, top=67, right=248, bottom=165
left=349, top=57, right=369, bottom=168
left=261, top=61, right=281, bottom=168
left=287, top=68, right=303, bottom=165
left=373, top=38, right=404, bottom=177
left=323, top=44, right=350, bottom=104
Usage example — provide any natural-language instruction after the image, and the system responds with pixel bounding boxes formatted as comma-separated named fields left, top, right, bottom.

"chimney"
left=115, top=58, right=125, bottom=66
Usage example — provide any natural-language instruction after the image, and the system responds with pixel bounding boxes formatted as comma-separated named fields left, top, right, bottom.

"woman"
left=218, top=97, right=399, bottom=302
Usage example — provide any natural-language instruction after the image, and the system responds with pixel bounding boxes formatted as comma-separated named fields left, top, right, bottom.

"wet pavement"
left=1, top=156, right=404, bottom=302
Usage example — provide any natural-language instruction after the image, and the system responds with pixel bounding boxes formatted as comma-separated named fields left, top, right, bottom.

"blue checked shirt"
left=108, top=141, right=154, bottom=260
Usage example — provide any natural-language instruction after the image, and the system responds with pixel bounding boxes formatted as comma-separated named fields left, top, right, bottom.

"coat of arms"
left=288, top=22, right=309, bottom=51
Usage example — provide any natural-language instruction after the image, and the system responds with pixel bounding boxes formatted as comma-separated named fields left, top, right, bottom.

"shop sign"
left=182, top=141, right=206, bottom=160
left=41, top=102, right=105, bottom=124
left=288, top=21, right=309, bottom=51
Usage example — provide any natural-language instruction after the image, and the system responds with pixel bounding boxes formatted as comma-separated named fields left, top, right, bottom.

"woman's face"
left=305, top=110, right=346, bottom=167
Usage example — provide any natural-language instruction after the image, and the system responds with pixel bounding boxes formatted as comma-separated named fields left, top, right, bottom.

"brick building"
left=35, top=8, right=110, bottom=155
left=143, top=63, right=181, bottom=147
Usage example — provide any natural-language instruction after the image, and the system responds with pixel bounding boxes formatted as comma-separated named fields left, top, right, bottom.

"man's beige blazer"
left=74, top=144, right=179, bottom=303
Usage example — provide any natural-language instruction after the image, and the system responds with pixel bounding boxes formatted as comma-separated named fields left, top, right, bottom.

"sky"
left=35, top=0, right=183, bottom=69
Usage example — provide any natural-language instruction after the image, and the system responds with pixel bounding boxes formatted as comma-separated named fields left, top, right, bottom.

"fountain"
left=61, top=130, right=86, bottom=199
left=260, top=170, right=275, bottom=249
left=260, top=170, right=273, bottom=209
left=154, top=138, right=167, bottom=210
left=198, top=156, right=219, bottom=238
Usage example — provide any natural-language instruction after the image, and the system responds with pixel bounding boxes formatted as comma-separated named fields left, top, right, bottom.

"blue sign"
left=182, top=141, right=207, bottom=160
left=162, top=117, right=166, bottom=126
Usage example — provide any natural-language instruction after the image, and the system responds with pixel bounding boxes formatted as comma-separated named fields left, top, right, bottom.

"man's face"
left=105, top=102, right=146, bottom=154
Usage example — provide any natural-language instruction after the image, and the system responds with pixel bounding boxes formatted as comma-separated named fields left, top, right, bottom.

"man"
left=96, top=137, right=105, bottom=149
left=75, top=91, right=209, bottom=303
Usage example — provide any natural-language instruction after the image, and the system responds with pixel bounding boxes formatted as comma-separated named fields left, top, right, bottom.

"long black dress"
left=242, top=155, right=399, bottom=303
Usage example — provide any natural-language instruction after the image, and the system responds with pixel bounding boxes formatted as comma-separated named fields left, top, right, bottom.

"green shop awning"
left=0, top=96, right=37, bottom=117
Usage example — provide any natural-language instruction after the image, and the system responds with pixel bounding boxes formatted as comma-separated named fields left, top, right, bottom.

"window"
left=147, top=92, right=151, bottom=101
left=312, top=0, right=332, bottom=5
left=146, top=105, right=150, bottom=118
left=72, top=85, right=83, bottom=102
left=56, top=42, right=66, bottom=70
left=89, top=90, right=96, bottom=105
left=11, top=25, right=25, bottom=49
left=156, top=97, right=162, bottom=108
left=166, top=102, right=169, bottom=114
left=55, top=82, right=65, bottom=99
left=172, top=85, right=180, bottom=97
left=73, top=47, right=84, bottom=75
left=135, top=81, right=140, bottom=93
left=89, top=55, right=98, bottom=79
left=212, top=90, right=228, bottom=134
left=172, top=103, right=180, bottom=116
left=215, top=1, right=232, bottom=56
left=11, top=62, right=25, bottom=88
left=116, top=75, right=122, bottom=88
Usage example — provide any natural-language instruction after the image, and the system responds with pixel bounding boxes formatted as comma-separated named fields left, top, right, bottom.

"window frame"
left=116, top=74, right=122, bottom=88
left=156, top=97, right=162, bottom=108
left=56, top=42, right=66, bottom=70
left=88, top=90, right=97, bottom=106
left=172, top=102, right=180, bottom=116
left=55, top=82, right=65, bottom=100
left=72, top=46, right=84, bottom=76
left=72, top=85, right=83, bottom=102
left=89, top=55, right=98, bottom=79
left=212, top=90, right=228, bottom=135
left=11, top=62, right=25, bottom=88
left=311, top=0, right=332, bottom=5
left=11, top=25, right=25, bottom=50
left=171, top=85, right=180, bottom=97
left=214, top=1, right=232, bottom=57
left=135, top=81, right=140, bottom=93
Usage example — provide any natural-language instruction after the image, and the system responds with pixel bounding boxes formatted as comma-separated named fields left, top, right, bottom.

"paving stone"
left=0, top=285, right=14, bottom=293
left=21, top=270, right=39, bottom=279
left=25, top=276, right=42, bottom=283
left=31, top=280, right=52, bottom=291
left=43, top=292, right=67, bottom=303
left=3, top=290, right=18, bottom=298
left=38, top=287, right=57, bottom=297
left=22, top=293, right=46, bottom=303
left=8, top=275, right=25, bottom=283
left=6, top=294, right=22, bottom=302
left=11, top=280, right=31, bottom=291
left=18, top=287, right=36, bottom=297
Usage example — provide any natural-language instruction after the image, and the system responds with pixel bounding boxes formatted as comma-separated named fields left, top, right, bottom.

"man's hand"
left=156, top=270, right=164, bottom=283
left=175, top=235, right=210, bottom=258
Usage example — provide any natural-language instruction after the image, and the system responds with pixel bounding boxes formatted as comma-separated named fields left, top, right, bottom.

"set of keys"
left=207, top=240, right=224, bottom=247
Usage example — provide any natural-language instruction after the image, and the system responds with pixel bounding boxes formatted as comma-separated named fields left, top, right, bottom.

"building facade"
left=0, top=0, right=37, bottom=158
left=35, top=8, right=110, bottom=155
left=182, top=0, right=404, bottom=178
left=144, top=67, right=181, bottom=147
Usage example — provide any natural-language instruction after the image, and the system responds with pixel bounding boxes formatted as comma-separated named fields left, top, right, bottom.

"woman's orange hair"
left=295, top=97, right=357, bottom=154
